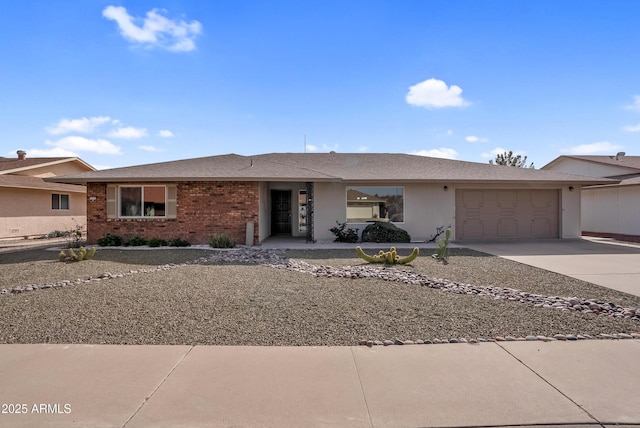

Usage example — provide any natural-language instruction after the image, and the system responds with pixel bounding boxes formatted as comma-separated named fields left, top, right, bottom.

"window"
left=346, top=186, right=404, bottom=222
left=52, top=193, right=69, bottom=210
left=298, top=190, right=307, bottom=232
left=119, top=186, right=166, bottom=217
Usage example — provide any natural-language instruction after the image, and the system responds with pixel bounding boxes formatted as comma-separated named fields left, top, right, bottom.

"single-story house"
left=47, top=152, right=614, bottom=245
left=0, top=150, right=95, bottom=239
left=542, top=153, right=640, bottom=241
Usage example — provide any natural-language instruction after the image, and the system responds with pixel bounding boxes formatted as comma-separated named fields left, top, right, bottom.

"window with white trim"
left=52, top=193, right=69, bottom=210
left=119, top=186, right=167, bottom=217
left=346, top=186, right=404, bottom=222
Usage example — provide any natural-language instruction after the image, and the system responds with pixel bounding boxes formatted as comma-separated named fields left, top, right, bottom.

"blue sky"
left=1, top=1, right=639, bottom=170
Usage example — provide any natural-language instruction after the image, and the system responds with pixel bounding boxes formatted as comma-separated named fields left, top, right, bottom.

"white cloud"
left=410, top=148, right=458, bottom=160
left=109, top=126, right=148, bottom=139
left=46, top=116, right=112, bottom=135
left=562, top=141, right=624, bottom=155
left=158, top=129, right=174, bottom=138
left=92, top=164, right=114, bottom=171
left=623, top=123, right=640, bottom=132
left=27, top=147, right=79, bottom=157
left=481, top=147, right=511, bottom=159
left=45, top=136, right=122, bottom=155
left=138, top=145, right=165, bottom=152
left=102, top=6, right=202, bottom=52
left=357, top=146, right=368, bottom=152
left=447, top=129, right=453, bottom=136
left=465, top=135, right=489, bottom=143
left=625, top=95, right=640, bottom=111
left=306, top=143, right=338, bottom=152
left=406, top=78, right=469, bottom=108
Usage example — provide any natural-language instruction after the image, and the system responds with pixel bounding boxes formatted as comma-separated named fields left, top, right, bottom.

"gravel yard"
left=0, top=247, right=638, bottom=345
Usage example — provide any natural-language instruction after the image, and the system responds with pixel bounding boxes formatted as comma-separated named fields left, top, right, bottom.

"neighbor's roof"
left=542, top=155, right=640, bottom=188
left=0, top=156, right=95, bottom=174
left=0, top=174, right=87, bottom=193
left=46, top=152, right=616, bottom=185
left=543, top=155, right=640, bottom=172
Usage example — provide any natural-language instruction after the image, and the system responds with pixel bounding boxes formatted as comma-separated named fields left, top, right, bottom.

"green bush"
left=124, top=236, right=148, bottom=247
left=148, top=238, right=169, bottom=247
left=329, top=221, right=359, bottom=243
left=209, top=233, right=235, bottom=248
left=168, top=237, right=191, bottom=247
left=97, top=233, right=123, bottom=246
left=361, top=221, right=410, bottom=243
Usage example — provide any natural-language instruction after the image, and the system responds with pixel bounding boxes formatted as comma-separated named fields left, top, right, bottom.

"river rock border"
left=2, top=247, right=639, bottom=345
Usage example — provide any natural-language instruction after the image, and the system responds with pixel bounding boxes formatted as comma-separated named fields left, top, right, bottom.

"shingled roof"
left=0, top=156, right=94, bottom=174
left=550, top=155, right=640, bottom=170
left=542, top=155, right=640, bottom=187
left=47, top=152, right=616, bottom=185
left=0, top=175, right=86, bottom=193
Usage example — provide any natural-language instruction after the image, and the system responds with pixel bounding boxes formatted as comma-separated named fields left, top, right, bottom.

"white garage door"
left=455, top=189, right=559, bottom=240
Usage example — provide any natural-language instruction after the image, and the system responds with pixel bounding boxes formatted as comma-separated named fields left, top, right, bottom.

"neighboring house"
left=542, top=153, right=640, bottom=241
left=47, top=152, right=613, bottom=245
left=0, top=150, right=95, bottom=239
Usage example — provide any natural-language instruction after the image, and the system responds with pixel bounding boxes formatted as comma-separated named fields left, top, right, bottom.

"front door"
left=271, top=190, right=292, bottom=235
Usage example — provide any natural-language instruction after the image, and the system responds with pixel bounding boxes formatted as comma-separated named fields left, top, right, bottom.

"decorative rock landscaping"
left=2, top=247, right=639, bottom=346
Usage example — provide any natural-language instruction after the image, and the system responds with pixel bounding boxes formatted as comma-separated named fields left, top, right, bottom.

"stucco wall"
left=582, top=186, right=640, bottom=236
left=0, top=187, right=86, bottom=238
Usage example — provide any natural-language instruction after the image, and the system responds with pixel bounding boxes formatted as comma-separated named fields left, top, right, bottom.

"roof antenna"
left=250, top=157, right=253, bottom=167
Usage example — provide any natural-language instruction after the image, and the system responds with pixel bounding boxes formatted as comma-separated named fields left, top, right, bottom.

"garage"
left=455, top=189, right=559, bottom=239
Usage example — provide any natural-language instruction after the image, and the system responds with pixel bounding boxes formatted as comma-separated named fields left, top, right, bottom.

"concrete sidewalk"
left=1, top=341, right=639, bottom=427
left=464, top=238, right=640, bottom=298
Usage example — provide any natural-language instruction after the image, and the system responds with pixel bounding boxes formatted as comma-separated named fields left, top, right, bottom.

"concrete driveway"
left=464, top=237, right=640, bottom=297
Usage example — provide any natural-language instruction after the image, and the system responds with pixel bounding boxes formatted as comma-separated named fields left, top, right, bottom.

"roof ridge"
left=254, top=155, right=341, bottom=179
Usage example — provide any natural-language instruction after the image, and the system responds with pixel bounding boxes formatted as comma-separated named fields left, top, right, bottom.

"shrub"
left=97, top=233, right=123, bottom=247
left=125, top=236, right=148, bottom=247
left=361, top=221, right=410, bottom=243
left=168, top=237, right=191, bottom=247
left=148, top=238, right=169, bottom=247
left=47, top=230, right=66, bottom=238
left=209, top=233, right=235, bottom=248
left=329, top=221, right=359, bottom=243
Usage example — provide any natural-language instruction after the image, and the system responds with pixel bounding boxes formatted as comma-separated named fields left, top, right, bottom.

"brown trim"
left=582, top=231, right=640, bottom=244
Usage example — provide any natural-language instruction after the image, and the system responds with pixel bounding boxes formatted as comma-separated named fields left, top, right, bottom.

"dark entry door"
left=271, top=190, right=292, bottom=234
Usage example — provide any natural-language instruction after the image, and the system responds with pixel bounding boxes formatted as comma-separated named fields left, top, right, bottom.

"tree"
left=489, top=150, right=534, bottom=168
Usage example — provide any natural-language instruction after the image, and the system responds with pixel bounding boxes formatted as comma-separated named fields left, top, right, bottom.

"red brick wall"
left=86, top=182, right=260, bottom=245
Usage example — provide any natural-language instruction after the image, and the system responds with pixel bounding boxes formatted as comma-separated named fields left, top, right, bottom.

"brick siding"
left=86, top=182, right=259, bottom=245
